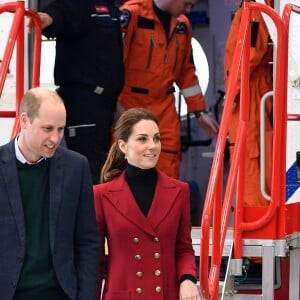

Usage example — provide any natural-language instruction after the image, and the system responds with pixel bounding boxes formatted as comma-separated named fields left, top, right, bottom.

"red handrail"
left=199, top=2, right=288, bottom=299
left=0, top=1, right=23, bottom=95
left=234, top=1, right=287, bottom=260
left=279, top=3, right=300, bottom=239
left=0, top=1, right=41, bottom=139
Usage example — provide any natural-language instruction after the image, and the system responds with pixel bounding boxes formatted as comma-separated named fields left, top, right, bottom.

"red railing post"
left=0, top=1, right=42, bottom=139
left=0, top=1, right=24, bottom=96
left=199, top=2, right=288, bottom=299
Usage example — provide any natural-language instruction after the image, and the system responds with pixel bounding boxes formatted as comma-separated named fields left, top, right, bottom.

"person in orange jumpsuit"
left=118, top=0, right=219, bottom=179
left=224, top=0, right=274, bottom=206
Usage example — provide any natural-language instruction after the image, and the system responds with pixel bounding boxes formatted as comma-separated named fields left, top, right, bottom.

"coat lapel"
left=104, top=172, right=156, bottom=237
left=104, top=170, right=179, bottom=235
left=147, top=170, right=179, bottom=229
left=0, top=141, right=25, bottom=246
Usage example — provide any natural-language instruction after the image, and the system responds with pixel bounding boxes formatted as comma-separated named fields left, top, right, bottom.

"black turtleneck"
left=125, top=164, right=157, bottom=216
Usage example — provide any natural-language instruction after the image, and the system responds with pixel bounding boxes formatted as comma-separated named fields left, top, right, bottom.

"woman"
left=94, top=108, right=200, bottom=299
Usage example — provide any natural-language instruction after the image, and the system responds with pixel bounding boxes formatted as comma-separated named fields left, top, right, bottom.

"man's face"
left=166, top=0, right=197, bottom=17
left=19, top=99, right=66, bottom=163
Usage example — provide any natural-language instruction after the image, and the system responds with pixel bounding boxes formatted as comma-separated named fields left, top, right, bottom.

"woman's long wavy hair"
left=100, top=108, right=159, bottom=183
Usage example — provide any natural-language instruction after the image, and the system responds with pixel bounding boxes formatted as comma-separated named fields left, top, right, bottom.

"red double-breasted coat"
left=93, top=169, right=196, bottom=299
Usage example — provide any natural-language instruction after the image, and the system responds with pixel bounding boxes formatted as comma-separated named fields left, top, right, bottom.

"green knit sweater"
left=14, top=159, right=69, bottom=300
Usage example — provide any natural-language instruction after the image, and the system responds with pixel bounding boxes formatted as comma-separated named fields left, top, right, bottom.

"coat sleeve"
left=120, top=3, right=138, bottom=62
left=175, top=19, right=206, bottom=113
left=175, top=182, right=197, bottom=280
left=75, top=156, right=101, bottom=300
left=41, top=0, right=93, bottom=38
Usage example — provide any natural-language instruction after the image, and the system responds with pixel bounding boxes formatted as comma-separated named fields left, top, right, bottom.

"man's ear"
left=19, top=112, right=29, bottom=129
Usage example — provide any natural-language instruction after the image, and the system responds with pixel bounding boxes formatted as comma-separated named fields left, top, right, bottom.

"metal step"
left=191, top=227, right=286, bottom=300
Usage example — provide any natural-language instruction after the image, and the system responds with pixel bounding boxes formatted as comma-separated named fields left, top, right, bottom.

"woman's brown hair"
left=100, top=108, right=159, bottom=183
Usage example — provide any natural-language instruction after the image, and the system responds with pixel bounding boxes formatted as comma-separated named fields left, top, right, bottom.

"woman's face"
left=119, top=119, right=161, bottom=169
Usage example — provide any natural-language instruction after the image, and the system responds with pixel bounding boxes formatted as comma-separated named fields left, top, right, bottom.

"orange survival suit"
left=224, top=0, right=274, bottom=206
left=119, top=0, right=207, bottom=178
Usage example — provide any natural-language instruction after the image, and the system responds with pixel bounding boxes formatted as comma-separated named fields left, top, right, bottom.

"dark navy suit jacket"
left=0, top=140, right=100, bottom=300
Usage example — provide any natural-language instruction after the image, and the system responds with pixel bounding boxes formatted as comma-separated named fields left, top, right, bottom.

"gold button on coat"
left=136, top=271, right=143, bottom=277
left=136, top=288, right=142, bottom=294
left=153, top=252, right=160, bottom=259
left=154, top=269, right=161, bottom=276
left=155, top=286, right=162, bottom=293
left=135, top=254, right=142, bottom=261
left=133, top=237, right=139, bottom=243
left=153, top=237, right=159, bottom=242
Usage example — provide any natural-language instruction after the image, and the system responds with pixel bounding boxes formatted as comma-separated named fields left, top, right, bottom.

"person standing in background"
left=94, top=108, right=200, bottom=299
left=224, top=0, right=274, bottom=206
left=36, top=0, right=124, bottom=184
left=118, top=0, right=219, bottom=179
left=0, top=87, right=100, bottom=300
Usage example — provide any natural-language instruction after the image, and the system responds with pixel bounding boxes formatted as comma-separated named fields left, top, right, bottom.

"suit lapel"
left=48, top=148, right=64, bottom=251
left=0, top=141, right=25, bottom=246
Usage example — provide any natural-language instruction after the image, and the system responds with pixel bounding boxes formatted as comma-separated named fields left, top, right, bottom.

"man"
left=118, top=0, right=219, bottom=178
left=224, top=0, right=274, bottom=206
left=37, top=0, right=124, bottom=184
left=0, top=87, right=100, bottom=300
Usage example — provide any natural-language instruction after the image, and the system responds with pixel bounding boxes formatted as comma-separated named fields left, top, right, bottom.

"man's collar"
left=14, top=135, right=45, bottom=164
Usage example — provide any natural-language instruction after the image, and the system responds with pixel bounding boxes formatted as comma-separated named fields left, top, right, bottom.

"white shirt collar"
left=14, top=136, right=45, bottom=164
